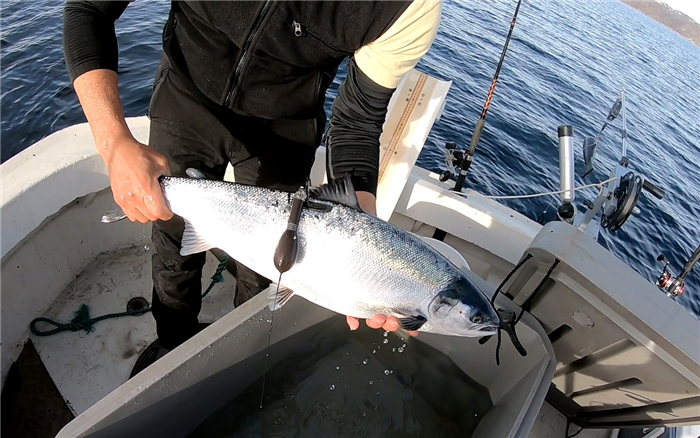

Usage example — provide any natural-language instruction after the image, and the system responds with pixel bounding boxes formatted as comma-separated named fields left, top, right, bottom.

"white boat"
left=2, top=68, right=698, bottom=438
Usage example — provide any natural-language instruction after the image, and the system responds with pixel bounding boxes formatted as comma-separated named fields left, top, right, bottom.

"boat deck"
left=25, top=244, right=611, bottom=438
left=31, top=244, right=236, bottom=416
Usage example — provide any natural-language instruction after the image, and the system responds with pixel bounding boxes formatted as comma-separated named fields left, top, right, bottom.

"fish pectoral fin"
left=267, top=284, right=296, bottom=311
left=309, top=174, right=360, bottom=210
left=397, top=315, right=428, bottom=331
left=180, top=220, right=215, bottom=256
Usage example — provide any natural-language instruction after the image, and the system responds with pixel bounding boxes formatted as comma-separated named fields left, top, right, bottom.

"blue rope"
left=30, top=255, right=229, bottom=337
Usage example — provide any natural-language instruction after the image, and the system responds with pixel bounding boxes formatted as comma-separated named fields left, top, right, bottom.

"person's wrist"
left=98, top=131, right=138, bottom=163
left=356, top=191, right=377, bottom=216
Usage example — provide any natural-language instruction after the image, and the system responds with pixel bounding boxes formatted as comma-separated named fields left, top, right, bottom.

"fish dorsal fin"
left=309, top=174, right=360, bottom=210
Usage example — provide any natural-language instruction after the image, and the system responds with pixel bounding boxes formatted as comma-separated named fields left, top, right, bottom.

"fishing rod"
left=582, top=93, right=623, bottom=178
left=453, top=0, right=523, bottom=192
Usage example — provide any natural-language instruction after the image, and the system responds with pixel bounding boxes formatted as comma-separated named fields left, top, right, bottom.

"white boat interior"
left=2, top=69, right=699, bottom=438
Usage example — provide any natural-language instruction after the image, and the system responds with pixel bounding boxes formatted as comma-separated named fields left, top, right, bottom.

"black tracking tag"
left=273, top=182, right=308, bottom=274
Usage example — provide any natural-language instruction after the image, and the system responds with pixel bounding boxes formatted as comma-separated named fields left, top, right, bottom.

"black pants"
left=148, top=55, right=321, bottom=350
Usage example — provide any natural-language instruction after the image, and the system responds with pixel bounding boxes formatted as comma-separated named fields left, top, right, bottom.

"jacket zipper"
left=291, top=20, right=342, bottom=52
left=292, top=20, right=302, bottom=37
left=290, top=20, right=334, bottom=108
left=224, top=0, right=273, bottom=107
left=315, top=71, right=324, bottom=105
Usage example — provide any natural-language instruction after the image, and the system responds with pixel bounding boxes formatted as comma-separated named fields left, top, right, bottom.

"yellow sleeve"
left=354, top=0, right=442, bottom=89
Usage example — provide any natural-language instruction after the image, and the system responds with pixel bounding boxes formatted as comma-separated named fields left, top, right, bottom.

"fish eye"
left=470, top=314, right=483, bottom=324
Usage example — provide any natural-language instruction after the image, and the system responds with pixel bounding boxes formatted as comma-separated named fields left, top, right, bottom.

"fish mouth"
left=475, top=324, right=498, bottom=335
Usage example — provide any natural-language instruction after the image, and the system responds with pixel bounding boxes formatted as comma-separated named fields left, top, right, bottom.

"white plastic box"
left=58, top=270, right=555, bottom=438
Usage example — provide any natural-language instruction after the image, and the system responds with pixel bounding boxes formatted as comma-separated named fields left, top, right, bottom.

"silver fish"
left=159, top=174, right=499, bottom=337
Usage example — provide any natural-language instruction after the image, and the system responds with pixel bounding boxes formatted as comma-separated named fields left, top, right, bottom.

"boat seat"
left=419, top=236, right=472, bottom=273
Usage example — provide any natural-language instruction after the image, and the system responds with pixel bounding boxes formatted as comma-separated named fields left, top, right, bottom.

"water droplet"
left=186, top=371, right=190, bottom=378
left=383, top=331, right=388, bottom=337
left=330, top=385, right=335, bottom=390
left=362, top=359, right=368, bottom=365
left=369, top=381, right=373, bottom=385
left=336, top=366, right=340, bottom=370
left=361, top=412, right=366, bottom=418
left=384, top=369, right=390, bottom=375
left=398, top=347, right=404, bottom=353
left=392, top=348, right=396, bottom=352
left=382, top=339, right=388, bottom=344
left=144, top=245, right=150, bottom=251
left=372, top=350, right=376, bottom=354
left=375, top=392, right=380, bottom=396
left=402, top=343, right=406, bottom=348
left=266, top=319, right=272, bottom=323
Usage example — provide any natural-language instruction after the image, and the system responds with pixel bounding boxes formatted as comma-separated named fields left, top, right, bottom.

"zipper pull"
left=292, top=20, right=302, bottom=37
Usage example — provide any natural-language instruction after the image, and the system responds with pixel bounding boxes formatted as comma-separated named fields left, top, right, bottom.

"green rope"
left=30, top=255, right=229, bottom=337
left=30, top=304, right=151, bottom=337
left=202, top=255, right=228, bottom=299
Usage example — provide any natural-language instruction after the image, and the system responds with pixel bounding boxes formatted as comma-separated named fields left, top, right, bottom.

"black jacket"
left=64, top=1, right=427, bottom=195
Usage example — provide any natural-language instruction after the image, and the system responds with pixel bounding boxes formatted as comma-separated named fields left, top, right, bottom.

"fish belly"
left=163, top=179, right=447, bottom=319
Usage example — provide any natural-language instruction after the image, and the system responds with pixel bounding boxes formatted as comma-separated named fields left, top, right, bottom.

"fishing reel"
left=579, top=165, right=663, bottom=236
left=599, top=171, right=642, bottom=232
left=655, top=245, right=700, bottom=297
left=656, top=255, right=684, bottom=297
left=438, top=142, right=467, bottom=182
left=571, top=92, right=664, bottom=239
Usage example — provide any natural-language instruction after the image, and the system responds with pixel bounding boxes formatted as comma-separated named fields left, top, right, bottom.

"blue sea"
left=2, top=0, right=699, bottom=317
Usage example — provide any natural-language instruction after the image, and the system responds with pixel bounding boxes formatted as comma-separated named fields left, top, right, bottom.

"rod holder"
left=558, top=125, right=575, bottom=203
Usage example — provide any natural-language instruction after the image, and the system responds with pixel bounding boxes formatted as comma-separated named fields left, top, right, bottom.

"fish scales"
left=163, top=177, right=458, bottom=316
left=160, top=176, right=499, bottom=336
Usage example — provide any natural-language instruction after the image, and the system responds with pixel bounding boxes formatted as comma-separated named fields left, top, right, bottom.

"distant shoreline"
left=619, top=0, right=700, bottom=46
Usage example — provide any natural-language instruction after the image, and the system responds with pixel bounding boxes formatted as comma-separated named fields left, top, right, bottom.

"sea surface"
left=1, top=0, right=699, bottom=318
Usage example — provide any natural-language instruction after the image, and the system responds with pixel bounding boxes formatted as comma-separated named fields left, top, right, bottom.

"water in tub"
left=188, top=316, right=492, bottom=437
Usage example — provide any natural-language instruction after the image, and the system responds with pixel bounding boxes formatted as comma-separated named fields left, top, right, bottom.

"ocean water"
left=1, top=0, right=698, bottom=316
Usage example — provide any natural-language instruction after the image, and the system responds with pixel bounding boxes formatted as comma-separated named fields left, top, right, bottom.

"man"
left=63, top=1, right=441, bottom=355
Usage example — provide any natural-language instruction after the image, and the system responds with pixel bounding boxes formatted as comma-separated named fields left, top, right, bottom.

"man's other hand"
left=346, top=315, right=418, bottom=336
left=356, top=191, right=377, bottom=216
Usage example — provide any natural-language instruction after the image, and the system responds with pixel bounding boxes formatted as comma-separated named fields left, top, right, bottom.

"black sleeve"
left=325, top=57, right=396, bottom=196
left=63, top=1, right=132, bottom=82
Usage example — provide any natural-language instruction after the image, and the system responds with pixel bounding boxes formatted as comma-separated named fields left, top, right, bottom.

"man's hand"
left=346, top=191, right=417, bottom=336
left=72, top=69, right=173, bottom=224
left=346, top=315, right=419, bottom=336
left=104, top=136, right=173, bottom=223
left=356, top=191, right=377, bottom=216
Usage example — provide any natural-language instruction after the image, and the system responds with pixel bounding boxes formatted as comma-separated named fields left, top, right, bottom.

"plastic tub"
left=58, top=271, right=555, bottom=438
